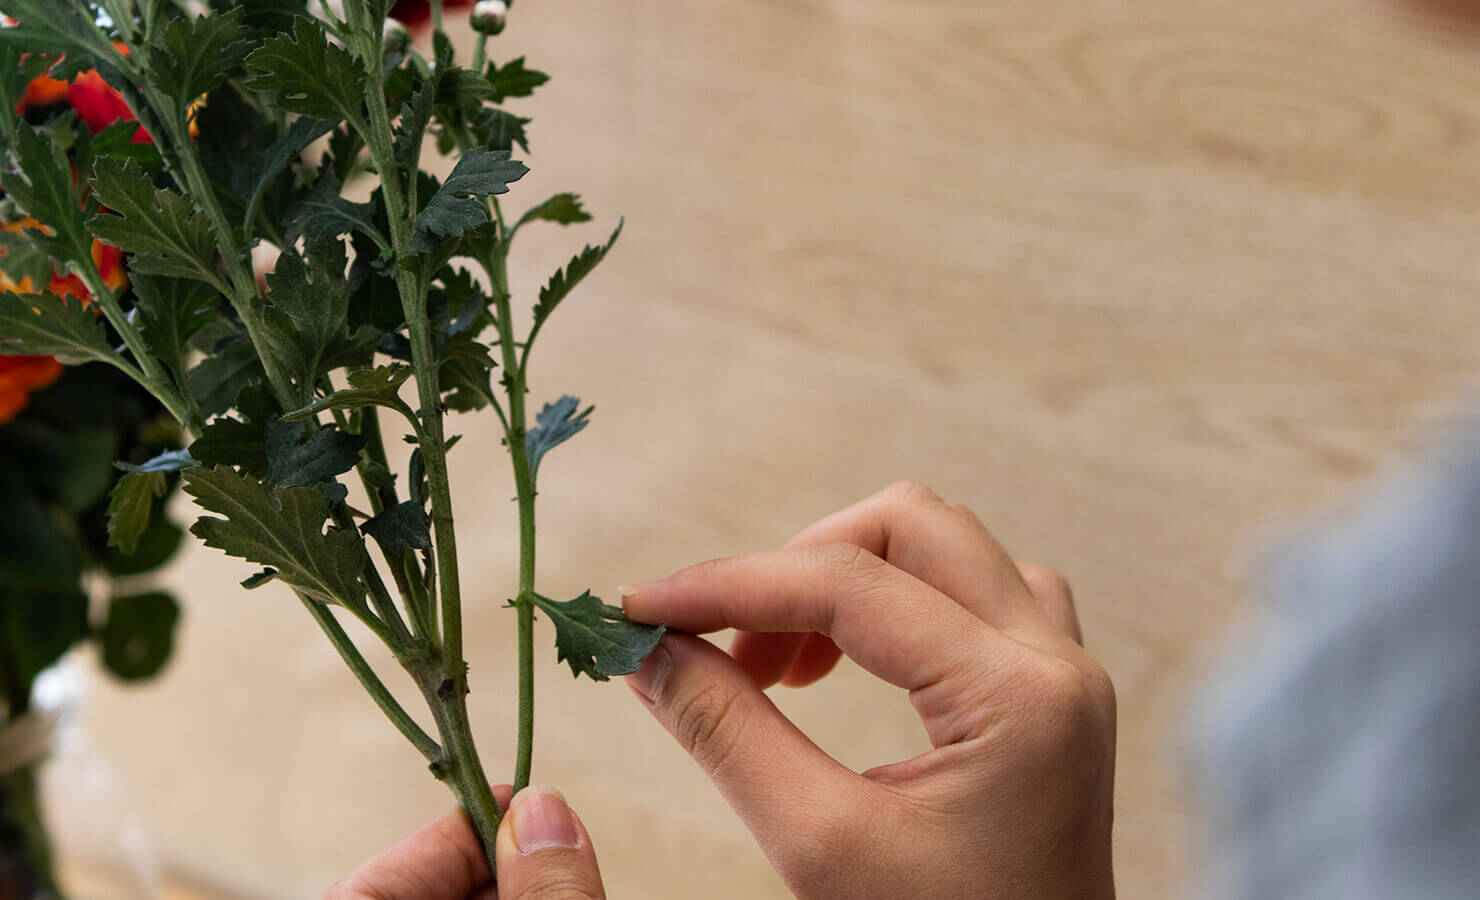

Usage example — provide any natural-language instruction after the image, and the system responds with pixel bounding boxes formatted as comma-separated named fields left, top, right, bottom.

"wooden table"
left=52, top=0, right=1480, bottom=895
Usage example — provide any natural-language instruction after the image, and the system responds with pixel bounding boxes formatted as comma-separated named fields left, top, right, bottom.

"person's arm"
left=621, top=481, right=1117, bottom=899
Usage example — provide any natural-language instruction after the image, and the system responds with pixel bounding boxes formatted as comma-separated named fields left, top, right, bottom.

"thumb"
left=627, top=634, right=859, bottom=848
left=494, top=786, right=605, bottom=899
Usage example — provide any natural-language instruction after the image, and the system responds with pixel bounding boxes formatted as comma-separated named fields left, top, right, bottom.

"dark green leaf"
left=533, top=221, right=622, bottom=333
left=260, top=251, right=351, bottom=390
left=107, top=471, right=166, bottom=555
left=0, top=589, right=89, bottom=688
left=524, top=395, right=592, bottom=481
left=485, top=57, right=549, bottom=103
left=131, top=273, right=218, bottom=386
left=183, top=465, right=369, bottom=606
left=530, top=591, right=666, bottom=681
left=0, top=0, right=105, bottom=67
left=289, top=169, right=385, bottom=249
left=98, top=591, right=180, bottom=681
left=102, top=512, right=184, bottom=577
left=408, top=148, right=529, bottom=255
left=241, top=568, right=278, bottom=589
left=1, top=124, right=93, bottom=265
left=187, top=336, right=267, bottom=417
left=265, top=419, right=365, bottom=489
left=0, top=291, right=124, bottom=366
left=192, top=416, right=268, bottom=475
left=85, top=120, right=166, bottom=175
left=515, top=193, right=592, bottom=232
left=281, top=365, right=413, bottom=422
left=361, top=500, right=431, bottom=558
left=474, top=108, right=531, bottom=154
left=147, top=8, right=252, bottom=110
left=244, top=18, right=367, bottom=126
left=88, top=159, right=221, bottom=286
left=241, top=116, right=336, bottom=233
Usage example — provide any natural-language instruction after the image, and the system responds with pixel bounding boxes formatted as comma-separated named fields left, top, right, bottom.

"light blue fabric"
left=1193, top=423, right=1480, bottom=900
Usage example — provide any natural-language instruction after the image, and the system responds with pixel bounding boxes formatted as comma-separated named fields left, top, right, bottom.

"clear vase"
left=0, top=665, right=157, bottom=900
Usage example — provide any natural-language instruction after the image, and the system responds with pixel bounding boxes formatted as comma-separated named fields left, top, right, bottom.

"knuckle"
left=881, top=479, right=945, bottom=508
left=670, top=677, right=750, bottom=775
left=511, top=868, right=604, bottom=900
left=1024, top=658, right=1115, bottom=748
left=1019, top=563, right=1074, bottom=606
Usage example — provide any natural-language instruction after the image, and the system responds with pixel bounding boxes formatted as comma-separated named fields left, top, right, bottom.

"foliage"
left=0, top=0, right=661, bottom=873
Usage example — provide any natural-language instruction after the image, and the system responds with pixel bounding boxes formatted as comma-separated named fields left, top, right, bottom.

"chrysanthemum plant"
left=0, top=0, right=663, bottom=867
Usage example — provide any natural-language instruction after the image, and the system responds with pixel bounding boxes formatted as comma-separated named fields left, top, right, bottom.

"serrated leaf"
left=241, top=116, right=336, bottom=233
left=474, top=108, right=531, bottom=154
left=486, top=57, right=549, bottom=103
left=281, top=365, right=413, bottom=421
left=85, top=120, right=166, bottom=175
left=148, top=8, right=252, bottom=109
left=531, top=590, right=666, bottom=681
left=436, top=67, right=496, bottom=113
left=524, top=394, right=592, bottom=481
left=361, top=500, right=431, bottom=558
left=183, top=465, right=368, bottom=606
left=115, top=448, right=197, bottom=473
left=131, top=273, right=218, bottom=386
left=0, top=0, right=106, bottom=66
left=0, top=291, right=123, bottom=366
left=88, top=158, right=221, bottom=286
left=106, top=471, right=167, bottom=555
left=98, top=591, right=180, bottom=681
left=408, top=148, right=529, bottom=255
left=265, top=419, right=365, bottom=489
left=515, top=193, right=592, bottom=233
left=394, top=79, right=436, bottom=170
left=533, top=221, right=622, bottom=333
left=260, top=251, right=351, bottom=390
left=243, top=18, right=366, bottom=126
left=1, top=124, right=93, bottom=265
left=187, top=336, right=267, bottom=417
left=191, top=415, right=268, bottom=475
left=289, top=169, right=385, bottom=249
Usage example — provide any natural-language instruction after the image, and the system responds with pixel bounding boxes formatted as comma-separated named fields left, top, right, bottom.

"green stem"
left=299, top=594, right=442, bottom=762
left=0, top=764, right=60, bottom=900
left=414, top=663, right=503, bottom=850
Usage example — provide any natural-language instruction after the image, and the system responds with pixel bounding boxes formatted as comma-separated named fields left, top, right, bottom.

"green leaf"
left=260, top=251, right=351, bottom=390
left=0, top=589, right=89, bottom=689
left=241, top=116, right=336, bottom=232
left=281, top=365, right=413, bottom=422
left=244, top=18, right=367, bottom=127
left=408, top=148, right=529, bottom=255
left=88, top=158, right=221, bottom=286
left=530, top=591, right=666, bottom=681
left=0, top=0, right=106, bottom=66
left=361, top=500, right=431, bottom=558
left=265, top=419, right=365, bottom=489
left=474, top=108, right=531, bottom=154
left=187, top=336, right=267, bottom=417
left=191, top=416, right=267, bottom=475
left=107, top=471, right=167, bottom=555
left=436, top=68, right=496, bottom=114
left=0, top=291, right=124, bottom=367
left=131, top=273, right=218, bottom=386
left=99, top=591, right=181, bottom=681
left=524, top=394, right=592, bottom=481
left=289, top=169, right=386, bottom=249
left=533, top=221, right=622, bottom=333
left=485, top=57, right=549, bottom=103
left=102, top=512, right=185, bottom=577
left=147, top=8, right=252, bottom=110
left=183, top=465, right=368, bottom=606
left=515, top=193, right=592, bottom=232
left=1, top=124, right=93, bottom=265
left=85, top=120, right=166, bottom=175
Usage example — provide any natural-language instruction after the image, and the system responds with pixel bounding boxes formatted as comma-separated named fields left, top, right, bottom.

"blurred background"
left=40, top=0, right=1480, bottom=895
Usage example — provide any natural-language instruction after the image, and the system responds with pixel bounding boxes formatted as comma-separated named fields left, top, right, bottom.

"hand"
left=327, top=784, right=606, bottom=899
left=621, top=481, right=1117, bottom=899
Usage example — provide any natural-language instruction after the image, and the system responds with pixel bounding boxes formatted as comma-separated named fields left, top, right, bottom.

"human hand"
left=327, top=784, right=605, bottom=899
left=621, top=482, right=1116, bottom=899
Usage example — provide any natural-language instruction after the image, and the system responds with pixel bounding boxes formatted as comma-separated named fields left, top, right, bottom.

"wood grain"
left=41, top=0, right=1480, bottom=896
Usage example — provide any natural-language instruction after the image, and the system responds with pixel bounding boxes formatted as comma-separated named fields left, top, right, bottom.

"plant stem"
left=414, top=662, right=503, bottom=850
left=488, top=239, right=539, bottom=793
left=0, top=763, right=60, bottom=900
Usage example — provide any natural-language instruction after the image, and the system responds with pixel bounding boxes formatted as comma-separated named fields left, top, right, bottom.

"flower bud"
left=383, top=17, right=411, bottom=55
left=470, top=0, right=508, bottom=35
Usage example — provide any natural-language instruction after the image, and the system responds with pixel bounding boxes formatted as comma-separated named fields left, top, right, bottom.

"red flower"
left=0, top=355, right=64, bottom=424
left=391, top=0, right=475, bottom=29
left=68, top=70, right=151, bottom=144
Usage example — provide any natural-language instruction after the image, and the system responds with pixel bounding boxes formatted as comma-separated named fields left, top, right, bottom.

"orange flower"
left=17, top=72, right=68, bottom=114
left=68, top=70, right=151, bottom=144
left=0, top=355, right=63, bottom=424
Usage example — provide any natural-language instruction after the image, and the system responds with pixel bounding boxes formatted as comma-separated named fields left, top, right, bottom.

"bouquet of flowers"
left=0, top=0, right=661, bottom=885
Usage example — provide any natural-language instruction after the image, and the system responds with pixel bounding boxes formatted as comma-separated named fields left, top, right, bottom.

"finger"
left=628, top=634, right=865, bottom=847
left=1015, top=562, right=1082, bottom=644
left=779, top=632, right=843, bottom=687
left=623, top=544, right=1009, bottom=694
left=495, top=786, right=606, bottom=899
left=729, top=630, right=808, bottom=688
left=327, top=808, right=494, bottom=900
left=784, top=481, right=1051, bottom=635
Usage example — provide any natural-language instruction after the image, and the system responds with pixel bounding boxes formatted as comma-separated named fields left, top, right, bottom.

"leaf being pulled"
left=524, top=394, right=592, bottom=481
left=531, top=591, right=665, bottom=681
left=88, top=159, right=220, bottom=285
left=183, top=466, right=368, bottom=606
left=0, top=291, right=123, bottom=366
left=98, top=591, right=180, bottom=681
left=106, top=471, right=166, bottom=555
left=408, top=148, right=529, bottom=255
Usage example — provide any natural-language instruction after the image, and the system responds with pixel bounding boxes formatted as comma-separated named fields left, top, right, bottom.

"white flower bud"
left=383, top=16, right=411, bottom=55
left=471, top=0, right=508, bottom=35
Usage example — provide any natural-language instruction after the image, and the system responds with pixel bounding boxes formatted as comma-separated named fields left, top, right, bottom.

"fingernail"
left=627, top=640, right=671, bottom=704
left=617, top=584, right=639, bottom=606
left=509, top=785, right=579, bottom=854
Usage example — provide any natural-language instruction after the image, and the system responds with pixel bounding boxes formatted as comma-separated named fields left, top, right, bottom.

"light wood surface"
left=45, top=0, right=1480, bottom=896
